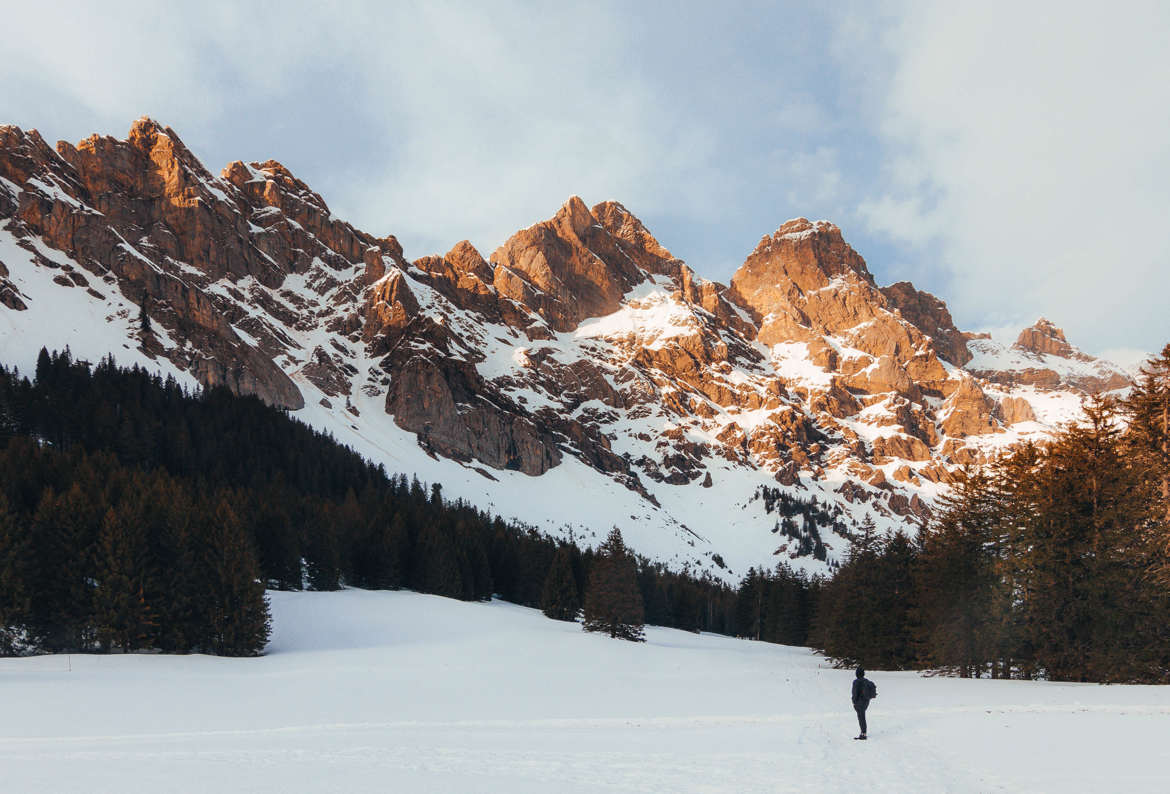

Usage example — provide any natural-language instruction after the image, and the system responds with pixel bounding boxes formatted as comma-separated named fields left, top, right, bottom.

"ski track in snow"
left=2, top=591, right=1168, bottom=793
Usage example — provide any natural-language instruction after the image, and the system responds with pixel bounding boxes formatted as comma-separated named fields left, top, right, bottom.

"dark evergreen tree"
left=0, top=493, right=32, bottom=655
left=1122, top=345, right=1170, bottom=582
left=412, top=520, right=464, bottom=599
left=583, top=529, right=645, bottom=641
left=138, top=294, right=152, bottom=335
left=540, top=546, right=581, bottom=621
left=29, top=484, right=98, bottom=651
left=94, top=504, right=157, bottom=652
left=914, top=468, right=1011, bottom=677
left=735, top=567, right=765, bottom=640
left=198, top=498, right=271, bottom=657
left=1005, top=398, right=1166, bottom=682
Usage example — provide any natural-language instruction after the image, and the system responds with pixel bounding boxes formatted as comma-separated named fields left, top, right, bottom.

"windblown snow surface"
left=2, top=590, right=1167, bottom=793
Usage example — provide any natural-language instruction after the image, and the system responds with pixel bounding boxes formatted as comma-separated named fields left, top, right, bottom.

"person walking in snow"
left=851, top=666, right=876, bottom=740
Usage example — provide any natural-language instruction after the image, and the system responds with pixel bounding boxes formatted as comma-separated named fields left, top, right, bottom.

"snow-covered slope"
left=1, top=590, right=1167, bottom=793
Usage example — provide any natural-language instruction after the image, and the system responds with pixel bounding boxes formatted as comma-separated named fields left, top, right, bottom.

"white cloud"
left=4, top=1, right=1161, bottom=363
left=852, top=1, right=1170, bottom=356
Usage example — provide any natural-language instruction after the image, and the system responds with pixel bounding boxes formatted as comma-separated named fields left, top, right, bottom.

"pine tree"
left=583, top=529, right=645, bottom=641
left=139, top=294, right=152, bottom=335
left=146, top=477, right=200, bottom=652
left=94, top=504, right=157, bottom=652
left=1005, top=398, right=1161, bottom=682
left=0, top=494, right=32, bottom=655
left=914, top=467, right=1011, bottom=677
left=0, top=377, right=16, bottom=443
left=540, top=546, right=581, bottom=621
left=198, top=497, right=271, bottom=656
left=29, top=485, right=98, bottom=652
left=412, top=520, right=464, bottom=598
left=304, top=501, right=344, bottom=591
left=1122, top=344, right=1170, bottom=580
left=735, top=567, right=765, bottom=640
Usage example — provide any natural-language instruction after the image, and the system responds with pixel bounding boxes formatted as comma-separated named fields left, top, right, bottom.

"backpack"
left=865, top=679, right=877, bottom=700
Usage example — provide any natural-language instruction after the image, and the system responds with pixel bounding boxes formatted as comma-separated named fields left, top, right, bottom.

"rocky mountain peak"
left=730, top=219, right=874, bottom=332
left=766, top=218, right=873, bottom=283
left=489, top=196, right=649, bottom=331
left=967, top=318, right=1130, bottom=393
left=445, top=240, right=493, bottom=281
left=1014, top=317, right=1079, bottom=359
left=555, top=194, right=595, bottom=237
left=729, top=219, right=951, bottom=380
left=591, top=200, right=679, bottom=274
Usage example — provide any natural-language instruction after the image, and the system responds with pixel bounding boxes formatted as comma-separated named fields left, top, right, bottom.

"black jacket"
left=852, top=676, right=873, bottom=708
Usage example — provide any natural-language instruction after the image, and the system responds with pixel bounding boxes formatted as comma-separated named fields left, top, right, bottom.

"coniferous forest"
left=0, top=349, right=736, bottom=656
left=1, top=346, right=1167, bottom=683
left=811, top=346, right=1170, bottom=683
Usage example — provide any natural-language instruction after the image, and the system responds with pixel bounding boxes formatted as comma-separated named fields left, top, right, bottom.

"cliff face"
left=0, top=119, right=1134, bottom=578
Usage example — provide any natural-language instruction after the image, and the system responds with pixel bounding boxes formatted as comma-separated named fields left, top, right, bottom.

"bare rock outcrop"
left=996, top=395, right=1038, bottom=425
left=940, top=377, right=999, bottom=437
left=490, top=196, right=647, bottom=331
left=386, top=356, right=562, bottom=476
left=845, top=356, right=921, bottom=401
left=1014, top=318, right=1083, bottom=359
left=881, top=280, right=972, bottom=366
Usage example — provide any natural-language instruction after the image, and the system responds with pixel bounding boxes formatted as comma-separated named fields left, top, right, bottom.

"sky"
left=2, top=1, right=1167, bottom=364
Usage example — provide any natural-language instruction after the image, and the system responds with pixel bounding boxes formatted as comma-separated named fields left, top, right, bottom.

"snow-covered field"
left=2, top=591, right=1168, bottom=793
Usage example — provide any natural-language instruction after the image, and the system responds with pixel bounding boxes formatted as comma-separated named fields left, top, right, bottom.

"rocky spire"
left=489, top=196, right=649, bottom=331
left=1013, top=317, right=1079, bottom=359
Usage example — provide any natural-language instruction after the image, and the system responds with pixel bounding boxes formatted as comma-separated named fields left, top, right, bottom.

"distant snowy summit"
left=0, top=118, right=1133, bottom=579
left=966, top=318, right=1131, bottom=393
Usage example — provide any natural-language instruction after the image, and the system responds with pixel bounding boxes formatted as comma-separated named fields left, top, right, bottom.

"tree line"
left=0, top=349, right=737, bottom=655
left=6, top=346, right=1162, bottom=678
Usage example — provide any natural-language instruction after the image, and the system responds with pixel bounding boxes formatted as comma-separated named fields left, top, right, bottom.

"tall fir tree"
left=138, top=294, right=152, bottom=335
left=30, top=484, right=99, bottom=651
left=1122, top=344, right=1170, bottom=581
left=94, top=504, right=157, bottom=652
left=914, top=468, right=1011, bottom=677
left=540, top=546, right=581, bottom=621
left=0, top=493, right=32, bottom=655
left=583, top=529, right=645, bottom=641
left=198, top=497, right=271, bottom=657
left=1004, top=398, right=1163, bottom=682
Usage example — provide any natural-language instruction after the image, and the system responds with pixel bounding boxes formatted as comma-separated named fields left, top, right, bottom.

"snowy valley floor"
left=2, top=591, right=1169, bottom=793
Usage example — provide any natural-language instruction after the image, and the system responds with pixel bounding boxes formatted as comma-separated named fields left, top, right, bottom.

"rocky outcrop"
left=386, top=356, right=562, bottom=476
left=1014, top=318, right=1082, bottom=359
left=845, top=356, right=921, bottom=401
left=881, top=280, right=972, bottom=366
left=490, top=196, right=647, bottom=331
left=940, top=377, right=999, bottom=438
left=996, top=395, right=1038, bottom=425
left=363, top=269, right=420, bottom=353
left=967, top=320, right=1131, bottom=393
left=872, top=434, right=932, bottom=462
left=729, top=219, right=956, bottom=401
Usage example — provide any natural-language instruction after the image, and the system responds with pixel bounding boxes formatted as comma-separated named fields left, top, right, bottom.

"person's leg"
left=856, top=704, right=867, bottom=735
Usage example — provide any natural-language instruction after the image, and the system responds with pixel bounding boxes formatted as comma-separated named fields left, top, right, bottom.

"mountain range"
left=0, top=118, right=1132, bottom=579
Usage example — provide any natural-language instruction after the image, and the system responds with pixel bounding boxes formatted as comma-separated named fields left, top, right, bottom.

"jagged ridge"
left=0, top=119, right=1133, bottom=579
